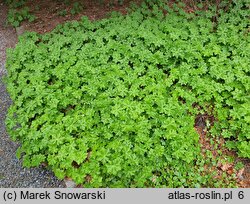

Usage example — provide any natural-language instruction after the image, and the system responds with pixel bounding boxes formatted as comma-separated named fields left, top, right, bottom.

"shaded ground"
left=17, top=0, right=142, bottom=34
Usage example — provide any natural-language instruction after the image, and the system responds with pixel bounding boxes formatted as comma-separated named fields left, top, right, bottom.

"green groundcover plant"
left=4, top=0, right=249, bottom=187
left=5, top=0, right=36, bottom=27
left=7, top=7, right=36, bottom=27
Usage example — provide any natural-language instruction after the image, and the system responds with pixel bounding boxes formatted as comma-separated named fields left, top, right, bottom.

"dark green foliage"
left=4, top=0, right=249, bottom=187
left=4, top=0, right=27, bottom=8
left=4, top=0, right=35, bottom=27
left=6, top=7, right=36, bottom=27
left=96, top=0, right=125, bottom=6
left=58, top=9, right=68, bottom=16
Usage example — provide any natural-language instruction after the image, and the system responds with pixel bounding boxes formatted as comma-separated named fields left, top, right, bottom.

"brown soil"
left=11, top=0, right=142, bottom=34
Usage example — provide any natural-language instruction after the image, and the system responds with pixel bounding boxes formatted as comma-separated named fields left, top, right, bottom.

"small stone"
left=64, top=178, right=76, bottom=188
left=16, top=25, right=26, bottom=36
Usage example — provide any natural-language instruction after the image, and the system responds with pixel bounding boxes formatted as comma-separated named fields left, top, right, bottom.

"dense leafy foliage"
left=4, top=0, right=249, bottom=187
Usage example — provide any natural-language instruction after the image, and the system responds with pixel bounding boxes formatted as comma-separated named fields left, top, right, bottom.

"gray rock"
left=64, top=179, right=77, bottom=188
left=16, top=25, right=26, bottom=36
